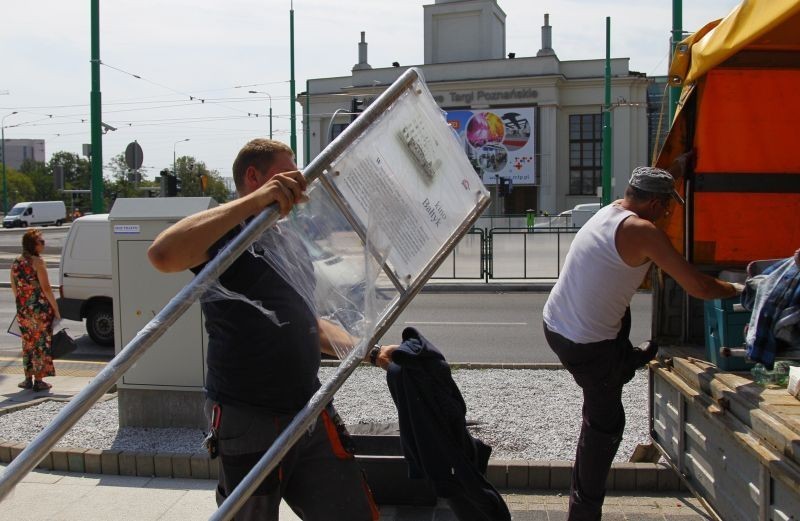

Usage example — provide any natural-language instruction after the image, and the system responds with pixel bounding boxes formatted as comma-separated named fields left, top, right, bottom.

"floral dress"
left=11, top=254, right=55, bottom=379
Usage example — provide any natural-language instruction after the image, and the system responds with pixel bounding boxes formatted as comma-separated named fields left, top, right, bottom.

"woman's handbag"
left=7, top=316, right=22, bottom=338
left=51, top=328, right=78, bottom=359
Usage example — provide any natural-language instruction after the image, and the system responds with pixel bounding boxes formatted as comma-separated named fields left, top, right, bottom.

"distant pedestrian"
left=10, top=229, right=61, bottom=392
left=542, top=166, right=743, bottom=520
left=526, top=209, right=535, bottom=230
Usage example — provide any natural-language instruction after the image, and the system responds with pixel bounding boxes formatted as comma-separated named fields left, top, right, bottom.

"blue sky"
left=2, top=0, right=741, bottom=177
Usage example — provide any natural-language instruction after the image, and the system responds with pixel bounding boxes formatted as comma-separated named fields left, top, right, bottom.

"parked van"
left=3, top=201, right=67, bottom=228
left=57, top=214, right=114, bottom=346
left=570, top=202, right=601, bottom=227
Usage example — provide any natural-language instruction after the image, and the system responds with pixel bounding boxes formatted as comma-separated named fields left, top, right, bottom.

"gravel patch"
left=0, top=368, right=649, bottom=461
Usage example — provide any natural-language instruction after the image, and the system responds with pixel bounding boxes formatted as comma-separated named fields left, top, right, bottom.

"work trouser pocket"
left=320, top=406, right=355, bottom=460
left=206, top=400, right=282, bottom=496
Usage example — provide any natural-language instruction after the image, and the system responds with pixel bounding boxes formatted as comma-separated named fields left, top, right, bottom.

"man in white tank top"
left=542, top=167, right=743, bottom=521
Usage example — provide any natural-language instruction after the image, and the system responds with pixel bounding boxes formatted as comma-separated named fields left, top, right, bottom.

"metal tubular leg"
left=0, top=67, right=423, bottom=501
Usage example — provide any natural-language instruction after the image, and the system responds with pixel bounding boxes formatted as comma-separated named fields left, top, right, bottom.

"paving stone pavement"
left=0, top=466, right=712, bottom=520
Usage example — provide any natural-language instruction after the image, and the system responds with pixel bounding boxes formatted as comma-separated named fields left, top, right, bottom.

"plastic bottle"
left=773, top=361, right=792, bottom=387
left=751, top=363, right=769, bottom=386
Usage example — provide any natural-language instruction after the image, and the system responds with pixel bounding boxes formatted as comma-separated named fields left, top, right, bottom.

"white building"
left=300, top=0, right=651, bottom=215
left=1, top=139, right=45, bottom=170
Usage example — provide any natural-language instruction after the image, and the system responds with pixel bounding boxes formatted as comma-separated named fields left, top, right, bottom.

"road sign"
left=125, top=141, right=144, bottom=170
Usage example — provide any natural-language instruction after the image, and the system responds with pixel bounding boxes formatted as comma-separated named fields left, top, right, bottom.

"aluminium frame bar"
left=316, top=172, right=406, bottom=292
left=0, top=67, right=423, bottom=501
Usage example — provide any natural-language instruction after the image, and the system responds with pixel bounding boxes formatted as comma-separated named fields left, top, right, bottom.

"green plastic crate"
left=704, top=297, right=754, bottom=371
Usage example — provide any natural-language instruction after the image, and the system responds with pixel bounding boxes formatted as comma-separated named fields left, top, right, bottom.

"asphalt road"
left=376, top=291, right=653, bottom=363
left=0, top=225, right=69, bottom=255
left=0, top=289, right=653, bottom=365
left=0, top=224, right=654, bottom=364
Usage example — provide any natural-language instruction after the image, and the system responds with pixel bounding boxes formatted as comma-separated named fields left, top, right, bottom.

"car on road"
left=57, top=214, right=114, bottom=346
left=532, top=202, right=601, bottom=230
left=3, top=201, right=67, bottom=228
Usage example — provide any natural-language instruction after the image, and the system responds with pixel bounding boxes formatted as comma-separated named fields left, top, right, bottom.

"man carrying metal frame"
left=148, top=138, right=391, bottom=520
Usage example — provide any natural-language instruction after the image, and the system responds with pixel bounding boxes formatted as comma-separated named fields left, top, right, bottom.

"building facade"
left=300, top=0, right=651, bottom=215
left=0, top=139, right=45, bottom=170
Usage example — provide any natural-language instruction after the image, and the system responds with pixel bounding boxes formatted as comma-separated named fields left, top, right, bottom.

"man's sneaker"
left=633, top=340, right=659, bottom=367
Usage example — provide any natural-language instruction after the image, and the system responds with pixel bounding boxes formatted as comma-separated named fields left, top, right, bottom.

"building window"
left=330, top=123, right=349, bottom=141
left=568, top=114, right=603, bottom=195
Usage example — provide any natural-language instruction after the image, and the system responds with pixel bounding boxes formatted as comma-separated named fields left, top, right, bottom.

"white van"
left=57, top=214, right=114, bottom=346
left=570, top=202, right=601, bottom=227
left=3, top=201, right=67, bottom=228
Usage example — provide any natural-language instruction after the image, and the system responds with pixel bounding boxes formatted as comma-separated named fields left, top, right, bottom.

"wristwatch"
left=369, top=344, right=382, bottom=366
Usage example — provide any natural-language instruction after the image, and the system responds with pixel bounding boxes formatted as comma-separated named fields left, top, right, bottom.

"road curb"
left=0, top=281, right=554, bottom=292
left=0, top=439, right=683, bottom=492
left=320, top=360, right=564, bottom=370
left=422, top=282, right=555, bottom=293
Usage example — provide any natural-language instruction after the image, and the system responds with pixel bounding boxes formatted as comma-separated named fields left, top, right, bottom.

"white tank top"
left=543, top=204, right=651, bottom=344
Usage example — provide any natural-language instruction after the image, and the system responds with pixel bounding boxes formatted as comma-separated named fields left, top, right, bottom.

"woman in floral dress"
left=10, top=229, right=61, bottom=392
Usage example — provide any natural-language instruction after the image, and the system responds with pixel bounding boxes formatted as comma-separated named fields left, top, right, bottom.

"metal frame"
left=428, top=227, right=485, bottom=280
left=0, top=66, right=424, bottom=501
left=212, top=195, right=489, bottom=521
left=212, top=77, right=491, bottom=519
left=487, top=227, right=576, bottom=280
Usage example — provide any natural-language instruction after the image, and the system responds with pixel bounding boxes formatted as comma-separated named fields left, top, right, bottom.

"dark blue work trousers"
left=544, top=308, right=640, bottom=521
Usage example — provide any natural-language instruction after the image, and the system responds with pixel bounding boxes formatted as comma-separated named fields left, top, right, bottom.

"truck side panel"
left=651, top=366, right=800, bottom=521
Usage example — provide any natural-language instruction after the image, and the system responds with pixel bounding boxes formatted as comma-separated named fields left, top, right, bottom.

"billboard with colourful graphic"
left=446, top=107, right=536, bottom=186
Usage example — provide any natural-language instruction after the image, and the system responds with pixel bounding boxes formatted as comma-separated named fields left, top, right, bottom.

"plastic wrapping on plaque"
left=328, top=76, right=489, bottom=289
left=199, top=188, right=397, bottom=360
left=200, top=71, right=487, bottom=359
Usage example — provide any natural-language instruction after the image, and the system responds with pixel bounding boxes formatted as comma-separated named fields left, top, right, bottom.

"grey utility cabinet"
left=110, top=197, right=217, bottom=428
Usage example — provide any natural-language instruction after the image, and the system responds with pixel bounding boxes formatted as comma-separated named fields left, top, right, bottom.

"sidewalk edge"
left=0, top=441, right=684, bottom=492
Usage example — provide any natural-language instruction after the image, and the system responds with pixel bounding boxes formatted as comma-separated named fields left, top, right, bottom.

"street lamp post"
left=1, top=111, right=19, bottom=215
left=248, top=91, right=273, bottom=139
left=173, top=138, right=190, bottom=177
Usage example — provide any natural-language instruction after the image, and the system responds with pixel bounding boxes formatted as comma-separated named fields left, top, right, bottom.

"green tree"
left=103, top=153, right=160, bottom=208
left=175, top=156, right=231, bottom=203
left=5, top=166, right=36, bottom=206
left=48, top=151, right=91, bottom=190
left=18, top=159, right=58, bottom=201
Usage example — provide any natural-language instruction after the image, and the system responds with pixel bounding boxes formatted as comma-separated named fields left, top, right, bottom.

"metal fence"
left=430, top=224, right=578, bottom=281
left=473, top=213, right=573, bottom=230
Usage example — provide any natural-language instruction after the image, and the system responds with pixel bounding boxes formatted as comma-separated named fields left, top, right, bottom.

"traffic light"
left=199, top=174, right=208, bottom=194
left=498, top=177, right=512, bottom=197
left=350, top=98, right=364, bottom=122
left=160, top=169, right=179, bottom=197
left=167, top=175, right=178, bottom=197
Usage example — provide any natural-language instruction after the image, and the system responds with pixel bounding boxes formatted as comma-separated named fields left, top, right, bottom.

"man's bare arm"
left=624, top=219, right=737, bottom=300
left=318, top=318, right=358, bottom=358
left=148, top=171, right=307, bottom=273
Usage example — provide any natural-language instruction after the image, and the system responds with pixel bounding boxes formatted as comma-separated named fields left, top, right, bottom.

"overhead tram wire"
left=100, top=61, right=283, bottom=118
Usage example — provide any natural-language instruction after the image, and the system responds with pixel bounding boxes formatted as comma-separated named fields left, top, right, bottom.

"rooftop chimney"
left=537, top=13, right=556, bottom=57
left=352, top=31, right=372, bottom=71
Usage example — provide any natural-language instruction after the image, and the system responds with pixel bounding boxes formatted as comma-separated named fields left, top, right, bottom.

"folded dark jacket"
left=386, top=327, right=510, bottom=521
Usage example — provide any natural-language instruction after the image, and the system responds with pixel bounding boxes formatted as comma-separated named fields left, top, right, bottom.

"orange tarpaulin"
left=695, top=68, right=800, bottom=173
left=656, top=0, right=800, bottom=266
left=692, top=193, right=800, bottom=265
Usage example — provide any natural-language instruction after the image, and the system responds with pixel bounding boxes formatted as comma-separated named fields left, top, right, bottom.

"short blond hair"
left=232, top=139, right=294, bottom=192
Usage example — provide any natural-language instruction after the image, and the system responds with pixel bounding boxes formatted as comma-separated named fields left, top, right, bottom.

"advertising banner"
left=446, top=107, right=536, bottom=186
